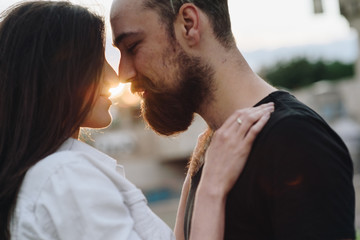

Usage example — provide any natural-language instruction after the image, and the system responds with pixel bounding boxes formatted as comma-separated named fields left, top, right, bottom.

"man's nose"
left=118, top=53, right=136, bottom=83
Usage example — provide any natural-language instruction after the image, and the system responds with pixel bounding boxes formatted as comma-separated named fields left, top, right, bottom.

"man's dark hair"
left=143, top=0, right=235, bottom=48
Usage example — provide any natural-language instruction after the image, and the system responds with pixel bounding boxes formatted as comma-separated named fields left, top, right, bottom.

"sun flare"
left=109, top=83, right=126, bottom=98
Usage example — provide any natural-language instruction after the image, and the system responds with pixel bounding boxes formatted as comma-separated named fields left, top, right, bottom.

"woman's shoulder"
left=15, top=138, right=134, bottom=215
left=19, top=139, right=122, bottom=202
left=19, top=150, right=90, bottom=202
left=12, top=140, right=149, bottom=240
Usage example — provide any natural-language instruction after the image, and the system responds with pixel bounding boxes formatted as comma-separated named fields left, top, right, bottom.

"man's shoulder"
left=263, top=103, right=326, bottom=141
left=268, top=91, right=321, bottom=123
left=251, top=91, right=350, bottom=162
left=255, top=90, right=323, bottom=130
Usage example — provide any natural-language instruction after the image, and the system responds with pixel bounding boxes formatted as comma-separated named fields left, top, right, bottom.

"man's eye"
left=127, top=42, right=139, bottom=53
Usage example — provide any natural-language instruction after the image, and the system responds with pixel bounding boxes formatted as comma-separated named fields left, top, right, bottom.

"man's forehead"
left=110, top=0, right=143, bottom=21
left=111, top=0, right=142, bottom=39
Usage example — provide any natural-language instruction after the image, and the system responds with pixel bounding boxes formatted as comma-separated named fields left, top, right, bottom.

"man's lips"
left=135, top=89, right=146, bottom=98
left=131, top=88, right=145, bottom=94
left=131, top=85, right=146, bottom=96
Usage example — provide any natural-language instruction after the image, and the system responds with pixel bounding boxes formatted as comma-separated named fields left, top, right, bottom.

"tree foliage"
left=259, top=58, right=355, bottom=90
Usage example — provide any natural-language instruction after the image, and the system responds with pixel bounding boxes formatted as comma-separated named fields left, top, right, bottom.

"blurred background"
left=1, top=0, right=359, bottom=235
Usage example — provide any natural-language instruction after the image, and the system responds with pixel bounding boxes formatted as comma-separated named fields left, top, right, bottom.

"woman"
left=0, top=1, right=274, bottom=240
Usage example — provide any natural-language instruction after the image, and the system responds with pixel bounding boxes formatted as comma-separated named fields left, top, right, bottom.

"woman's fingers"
left=201, top=103, right=275, bottom=195
left=219, top=102, right=272, bottom=130
left=235, top=104, right=274, bottom=138
left=221, top=103, right=274, bottom=139
left=243, top=112, right=271, bottom=146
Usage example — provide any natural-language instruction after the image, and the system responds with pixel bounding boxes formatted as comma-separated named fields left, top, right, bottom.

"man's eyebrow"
left=113, top=32, right=141, bottom=48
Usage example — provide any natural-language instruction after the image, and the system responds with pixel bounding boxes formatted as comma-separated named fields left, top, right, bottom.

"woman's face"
left=81, top=61, right=119, bottom=129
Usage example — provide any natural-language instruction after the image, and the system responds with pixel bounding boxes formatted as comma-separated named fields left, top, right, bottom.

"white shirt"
left=10, top=138, right=175, bottom=240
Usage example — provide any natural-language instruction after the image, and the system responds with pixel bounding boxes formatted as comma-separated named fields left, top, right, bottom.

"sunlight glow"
left=121, top=86, right=141, bottom=106
left=109, top=83, right=126, bottom=99
left=108, top=83, right=141, bottom=106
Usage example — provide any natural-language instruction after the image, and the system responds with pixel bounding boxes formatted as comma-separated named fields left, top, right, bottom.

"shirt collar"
left=57, top=138, right=126, bottom=177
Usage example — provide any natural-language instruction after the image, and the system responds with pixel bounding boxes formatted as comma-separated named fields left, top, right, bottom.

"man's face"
left=111, top=0, right=214, bottom=135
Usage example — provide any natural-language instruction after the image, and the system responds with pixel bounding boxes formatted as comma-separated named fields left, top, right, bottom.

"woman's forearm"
left=174, top=174, right=190, bottom=240
left=189, top=181, right=227, bottom=240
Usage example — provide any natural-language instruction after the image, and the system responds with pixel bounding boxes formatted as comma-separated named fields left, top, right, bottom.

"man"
left=110, top=0, right=356, bottom=239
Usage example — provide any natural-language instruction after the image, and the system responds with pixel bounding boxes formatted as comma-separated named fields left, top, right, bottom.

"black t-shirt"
left=184, top=91, right=356, bottom=240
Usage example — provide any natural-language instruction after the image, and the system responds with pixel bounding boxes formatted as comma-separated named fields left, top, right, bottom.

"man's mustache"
left=130, top=76, right=165, bottom=95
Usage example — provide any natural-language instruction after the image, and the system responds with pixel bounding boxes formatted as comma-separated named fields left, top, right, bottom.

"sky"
left=0, top=0, right=357, bottom=71
left=230, top=0, right=353, bottom=50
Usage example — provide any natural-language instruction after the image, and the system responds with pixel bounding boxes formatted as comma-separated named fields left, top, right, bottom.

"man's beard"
left=141, top=49, right=215, bottom=136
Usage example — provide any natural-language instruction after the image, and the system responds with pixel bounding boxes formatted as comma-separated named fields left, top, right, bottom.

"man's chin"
left=142, top=104, right=194, bottom=136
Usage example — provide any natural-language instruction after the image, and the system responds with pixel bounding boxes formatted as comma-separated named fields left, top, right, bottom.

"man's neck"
left=198, top=51, right=277, bottom=130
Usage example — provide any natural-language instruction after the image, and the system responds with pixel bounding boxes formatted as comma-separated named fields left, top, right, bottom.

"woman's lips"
left=99, top=93, right=112, bottom=104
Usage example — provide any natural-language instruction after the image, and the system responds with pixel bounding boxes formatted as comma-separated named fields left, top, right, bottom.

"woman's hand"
left=201, top=102, right=274, bottom=196
left=189, top=103, right=274, bottom=240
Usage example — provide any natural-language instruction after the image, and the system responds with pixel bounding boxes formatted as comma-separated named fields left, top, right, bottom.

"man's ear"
left=175, top=3, right=200, bottom=47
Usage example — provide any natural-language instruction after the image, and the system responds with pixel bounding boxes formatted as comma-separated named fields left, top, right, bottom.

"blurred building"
left=310, top=1, right=360, bottom=169
left=294, top=81, right=360, bottom=173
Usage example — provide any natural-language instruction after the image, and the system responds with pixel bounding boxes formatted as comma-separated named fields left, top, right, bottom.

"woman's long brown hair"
left=0, top=2, right=105, bottom=239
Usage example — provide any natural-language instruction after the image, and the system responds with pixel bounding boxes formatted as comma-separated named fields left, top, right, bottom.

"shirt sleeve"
left=34, top=156, right=143, bottom=240
left=258, top=116, right=355, bottom=239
